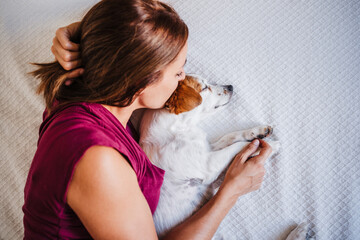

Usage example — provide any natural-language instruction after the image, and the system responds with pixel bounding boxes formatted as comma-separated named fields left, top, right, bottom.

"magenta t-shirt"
left=22, top=102, right=165, bottom=239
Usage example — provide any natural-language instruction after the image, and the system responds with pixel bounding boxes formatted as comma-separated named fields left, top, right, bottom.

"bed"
left=1, top=0, right=359, bottom=239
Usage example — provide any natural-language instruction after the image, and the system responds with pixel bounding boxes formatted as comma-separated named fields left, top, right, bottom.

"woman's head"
left=32, top=0, right=188, bottom=113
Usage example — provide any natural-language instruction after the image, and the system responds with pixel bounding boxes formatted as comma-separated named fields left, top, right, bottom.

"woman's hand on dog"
left=220, top=139, right=272, bottom=201
left=51, top=21, right=84, bottom=81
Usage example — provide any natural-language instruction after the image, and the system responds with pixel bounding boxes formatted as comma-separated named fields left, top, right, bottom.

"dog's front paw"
left=243, top=125, right=273, bottom=141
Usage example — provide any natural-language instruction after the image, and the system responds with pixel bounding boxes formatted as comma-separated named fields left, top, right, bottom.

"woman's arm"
left=67, top=145, right=158, bottom=239
left=68, top=140, right=271, bottom=240
left=162, top=185, right=235, bottom=240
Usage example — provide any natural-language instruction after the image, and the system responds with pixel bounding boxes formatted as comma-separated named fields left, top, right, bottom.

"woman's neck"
left=101, top=103, right=139, bottom=128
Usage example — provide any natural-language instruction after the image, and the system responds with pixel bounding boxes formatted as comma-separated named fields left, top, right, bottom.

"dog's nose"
left=225, top=85, right=233, bottom=92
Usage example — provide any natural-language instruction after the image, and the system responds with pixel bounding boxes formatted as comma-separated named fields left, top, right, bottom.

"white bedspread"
left=1, top=0, right=359, bottom=239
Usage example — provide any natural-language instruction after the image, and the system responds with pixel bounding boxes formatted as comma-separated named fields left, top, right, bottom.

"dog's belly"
left=153, top=178, right=211, bottom=236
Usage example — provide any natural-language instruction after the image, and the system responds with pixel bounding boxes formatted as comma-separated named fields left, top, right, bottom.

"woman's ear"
left=165, top=81, right=202, bottom=115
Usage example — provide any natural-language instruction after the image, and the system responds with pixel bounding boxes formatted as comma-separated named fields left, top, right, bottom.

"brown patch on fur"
left=183, top=75, right=202, bottom=92
left=165, top=77, right=202, bottom=114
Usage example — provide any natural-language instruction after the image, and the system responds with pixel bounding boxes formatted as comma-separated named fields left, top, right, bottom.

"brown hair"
left=31, top=0, right=188, bottom=114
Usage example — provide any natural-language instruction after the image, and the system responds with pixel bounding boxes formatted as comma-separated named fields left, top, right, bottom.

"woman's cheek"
left=153, top=80, right=175, bottom=108
left=156, top=84, right=176, bottom=108
left=143, top=76, right=178, bottom=109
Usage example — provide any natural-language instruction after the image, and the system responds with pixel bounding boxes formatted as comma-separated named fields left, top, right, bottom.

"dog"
left=139, top=74, right=280, bottom=236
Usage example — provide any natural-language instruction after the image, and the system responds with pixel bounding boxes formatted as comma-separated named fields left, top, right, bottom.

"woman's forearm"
left=162, top=188, right=237, bottom=240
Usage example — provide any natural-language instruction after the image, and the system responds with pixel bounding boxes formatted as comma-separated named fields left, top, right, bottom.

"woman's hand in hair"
left=52, top=21, right=84, bottom=79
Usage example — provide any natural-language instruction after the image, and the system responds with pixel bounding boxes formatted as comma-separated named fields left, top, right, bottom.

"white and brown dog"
left=139, top=75, right=281, bottom=237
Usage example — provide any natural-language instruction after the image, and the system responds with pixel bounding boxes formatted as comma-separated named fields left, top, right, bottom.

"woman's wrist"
left=162, top=184, right=240, bottom=239
left=217, top=177, right=253, bottom=204
left=216, top=185, right=240, bottom=208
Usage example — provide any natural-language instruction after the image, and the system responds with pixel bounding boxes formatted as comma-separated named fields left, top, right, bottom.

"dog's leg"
left=203, top=141, right=250, bottom=184
left=203, top=140, right=281, bottom=184
left=211, top=125, right=273, bottom=151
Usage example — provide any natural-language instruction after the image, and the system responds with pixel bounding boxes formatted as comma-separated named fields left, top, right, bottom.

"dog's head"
left=165, top=75, right=233, bottom=115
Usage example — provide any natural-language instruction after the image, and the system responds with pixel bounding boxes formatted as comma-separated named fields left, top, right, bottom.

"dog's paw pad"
left=257, top=126, right=273, bottom=139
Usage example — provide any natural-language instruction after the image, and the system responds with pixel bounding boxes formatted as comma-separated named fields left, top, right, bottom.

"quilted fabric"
left=1, top=0, right=359, bottom=239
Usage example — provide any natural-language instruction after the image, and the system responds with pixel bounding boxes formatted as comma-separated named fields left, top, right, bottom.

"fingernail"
left=65, top=79, right=73, bottom=86
left=252, top=139, right=259, bottom=146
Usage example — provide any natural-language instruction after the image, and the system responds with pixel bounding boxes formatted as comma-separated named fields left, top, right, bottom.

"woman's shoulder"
left=44, top=102, right=103, bottom=123
left=75, top=145, right=131, bottom=172
left=37, top=101, right=146, bottom=175
left=37, top=103, right=119, bottom=158
left=40, top=102, right=113, bottom=137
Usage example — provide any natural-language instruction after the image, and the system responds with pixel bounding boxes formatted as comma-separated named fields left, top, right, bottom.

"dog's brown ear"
left=165, top=81, right=202, bottom=115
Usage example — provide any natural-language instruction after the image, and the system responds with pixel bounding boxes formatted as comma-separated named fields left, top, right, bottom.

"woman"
left=23, top=0, right=272, bottom=239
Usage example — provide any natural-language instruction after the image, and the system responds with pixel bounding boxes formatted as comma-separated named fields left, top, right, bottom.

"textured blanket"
left=1, top=0, right=359, bottom=239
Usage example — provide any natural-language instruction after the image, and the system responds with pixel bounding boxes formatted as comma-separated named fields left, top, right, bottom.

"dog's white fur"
left=139, top=75, right=280, bottom=236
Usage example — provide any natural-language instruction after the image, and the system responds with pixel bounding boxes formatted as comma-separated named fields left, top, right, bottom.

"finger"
left=254, top=171, right=265, bottom=182
left=67, top=68, right=84, bottom=79
left=66, top=21, right=81, bottom=39
left=56, top=54, right=82, bottom=71
left=53, top=47, right=82, bottom=71
left=65, top=79, right=74, bottom=86
left=236, top=139, right=260, bottom=164
left=52, top=42, right=82, bottom=71
left=52, top=37, right=80, bottom=62
left=252, top=139, right=273, bottom=165
left=64, top=59, right=82, bottom=71
left=56, top=27, right=80, bottom=51
left=253, top=182, right=262, bottom=191
left=57, top=57, right=82, bottom=71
